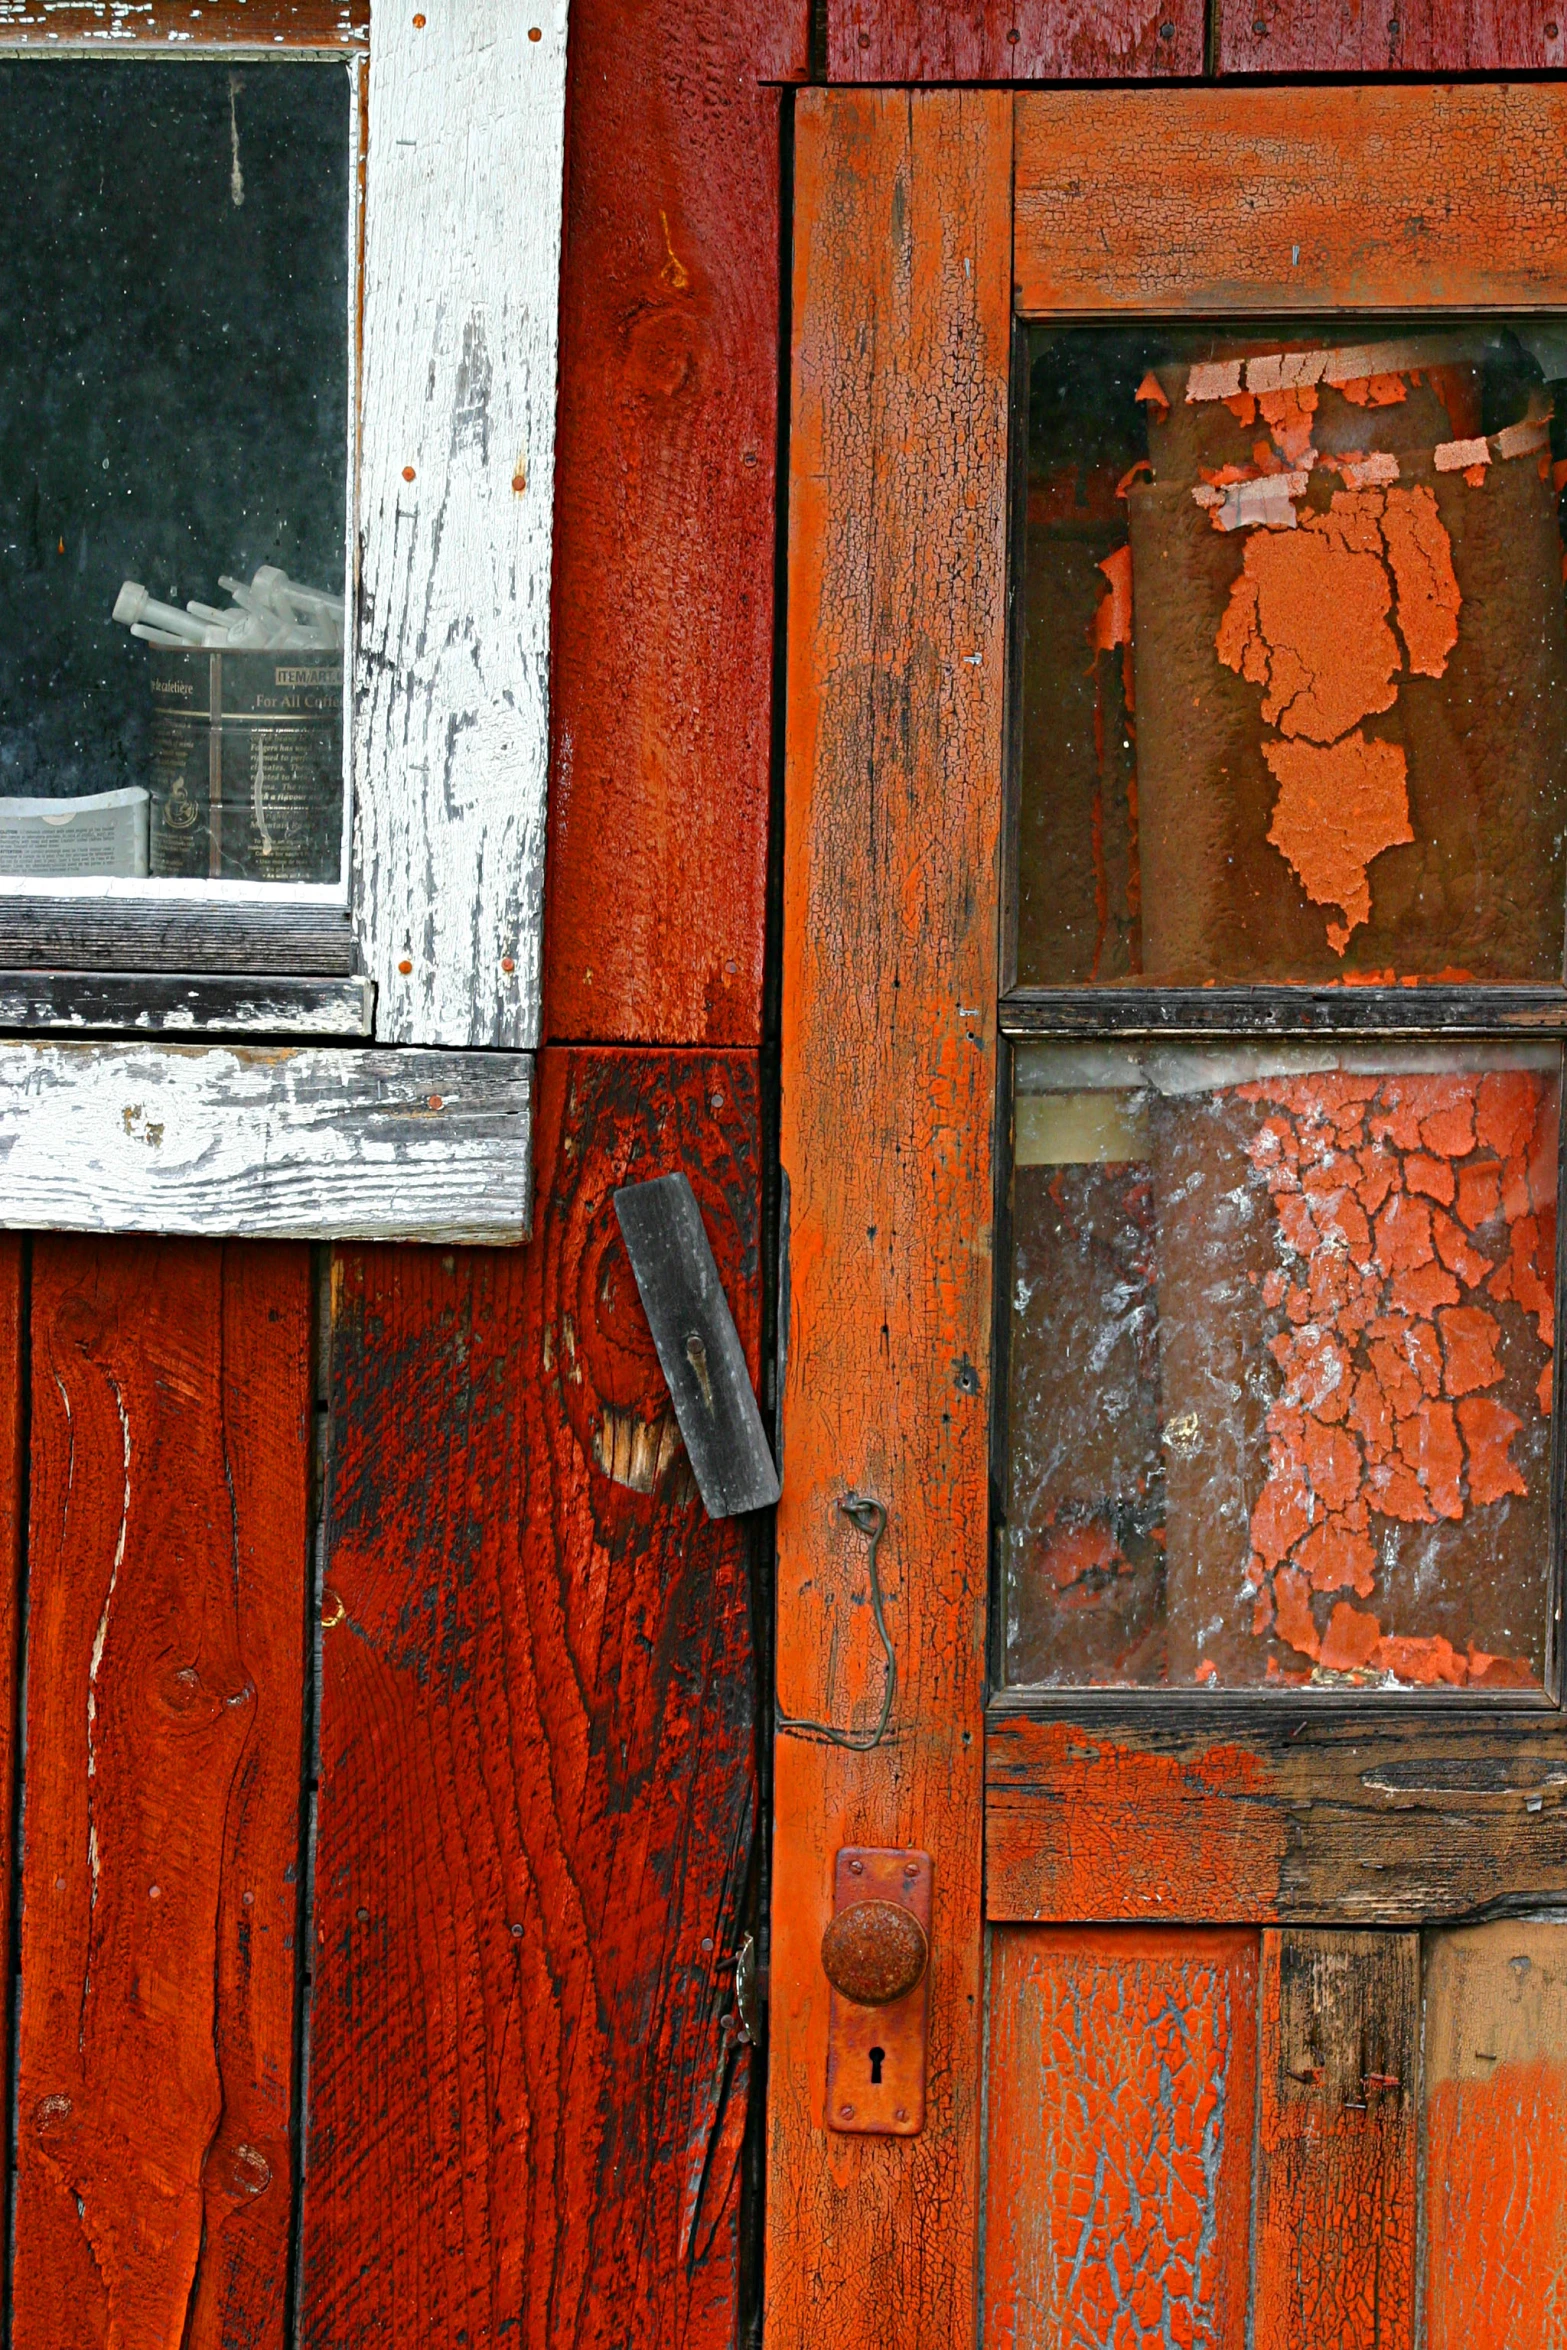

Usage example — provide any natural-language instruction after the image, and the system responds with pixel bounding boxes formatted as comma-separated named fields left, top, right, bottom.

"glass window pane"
left=0, top=60, right=350, bottom=887
left=1016, top=322, right=1567, bottom=986
left=1003, top=1041, right=1560, bottom=1691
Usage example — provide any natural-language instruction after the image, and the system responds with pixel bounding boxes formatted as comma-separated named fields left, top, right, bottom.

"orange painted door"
left=767, top=84, right=1567, bottom=2350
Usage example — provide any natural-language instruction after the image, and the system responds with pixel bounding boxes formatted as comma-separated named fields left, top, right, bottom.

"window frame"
left=0, top=0, right=567, bottom=1241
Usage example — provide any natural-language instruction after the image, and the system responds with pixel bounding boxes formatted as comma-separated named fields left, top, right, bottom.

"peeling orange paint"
left=1237, top=1070, right=1553, bottom=1683
left=1216, top=485, right=1460, bottom=951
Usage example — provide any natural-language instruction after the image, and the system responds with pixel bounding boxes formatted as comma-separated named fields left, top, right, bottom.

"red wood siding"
left=543, top=0, right=809, bottom=1049
left=828, top=0, right=1204, bottom=79
left=1218, top=0, right=1567, bottom=72
left=302, top=1049, right=761, bottom=2348
left=13, top=1239, right=310, bottom=2350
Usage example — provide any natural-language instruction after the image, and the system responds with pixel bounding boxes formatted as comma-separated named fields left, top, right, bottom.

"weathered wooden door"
left=768, top=84, right=1567, bottom=2346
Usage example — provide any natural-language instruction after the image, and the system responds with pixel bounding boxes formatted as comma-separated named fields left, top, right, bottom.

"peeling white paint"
left=0, top=1042, right=532, bottom=1240
left=354, top=0, right=569, bottom=1048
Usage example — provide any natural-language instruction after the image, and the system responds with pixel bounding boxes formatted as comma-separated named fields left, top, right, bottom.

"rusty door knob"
left=820, top=1899, right=929, bottom=2006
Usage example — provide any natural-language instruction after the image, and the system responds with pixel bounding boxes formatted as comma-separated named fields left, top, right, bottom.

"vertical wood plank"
left=829, top=0, right=1204, bottom=80
left=543, top=0, right=808, bottom=1050
left=1218, top=0, right=1567, bottom=73
left=355, top=0, right=567, bottom=1049
left=13, top=1237, right=311, bottom=2350
left=767, top=89, right=1011, bottom=2350
left=1424, top=1922, right=1567, bottom=2350
left=0, top=1235, right=23, bottom=2262
left=985, top=1928, right=1257, bottom=2350
left=1255, top=1929, right=1419, bottom=2350
left=302, top=1048, right=761, bottom=2349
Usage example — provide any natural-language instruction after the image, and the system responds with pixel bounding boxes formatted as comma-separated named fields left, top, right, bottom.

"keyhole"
left=869, top=2046, right=885, bottom=2085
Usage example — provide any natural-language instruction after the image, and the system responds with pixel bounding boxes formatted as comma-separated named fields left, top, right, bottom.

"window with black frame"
left=0, top=57, right=351, bottom=897
left=1001, top=320, right=1567, bottom=1696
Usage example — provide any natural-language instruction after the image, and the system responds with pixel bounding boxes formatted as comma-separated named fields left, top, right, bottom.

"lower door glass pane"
left=1004, top=1041, right=1560, bottom=1692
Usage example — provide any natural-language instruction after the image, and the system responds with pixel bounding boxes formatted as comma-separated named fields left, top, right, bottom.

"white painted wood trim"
left=0, top=1044, right=531, bottom=1243
left=354, top=0, right=568, bottom=1048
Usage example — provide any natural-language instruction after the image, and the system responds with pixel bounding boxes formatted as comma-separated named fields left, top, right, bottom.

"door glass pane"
left=0, top=60, right=350, bottom=889
left=1003, top=1041, right=1560, bottom=1691
left=1016, top=322, right=1567, bottom=986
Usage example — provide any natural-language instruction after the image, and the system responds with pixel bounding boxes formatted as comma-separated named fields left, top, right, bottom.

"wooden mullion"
left=1002, top=985, right=1567, bottom=1039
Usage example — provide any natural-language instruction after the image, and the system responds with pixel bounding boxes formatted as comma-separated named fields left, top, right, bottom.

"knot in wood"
left=820, top=1899, right=928, bottom=2007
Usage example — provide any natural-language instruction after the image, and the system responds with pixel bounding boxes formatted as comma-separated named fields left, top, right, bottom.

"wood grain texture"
left=1014, top=86, right=1567, bottom=317
left=0, top=0, right=365, bottom=43
left=0, top=901, right=359, bottom=975
left=1255, top=1930, right=1417, bottom=2350
left=543, top=0, right=806, bottom=1047
left=1220, top=0, right=1567, bottom=74
left=0, top=1043, right=531, bottom=1242
left=0, top=1236, right=23, bottom=2263
left=13, top=1237, right=310, bottom=2350
left=829, top=0, right=1202, bottom=80
left=1423, top=1922, right=1567, bottom=2350
left=355, top=0, right=566, bottom=1049
left=302, top=1047, right=761, bottom=2349
left=985, top=1928, right=1256, bottom=2350
left=0, top=972, right=372, bottom=1036
left=767, top=89, right=1011, bottom=2350
left=986, top=1706, right=1567, bottom=1924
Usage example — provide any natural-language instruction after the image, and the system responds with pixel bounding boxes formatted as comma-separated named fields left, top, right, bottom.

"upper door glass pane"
left=1016, top=320, right=1567, bottom=986
left=0, top=60, right=350, bottom=889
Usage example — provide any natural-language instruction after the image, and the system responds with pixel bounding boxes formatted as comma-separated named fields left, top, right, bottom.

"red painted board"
left=829, top=0, right=1204, bottom=80
left=543, top=0, right=808, bottom=1049
left=0, top=1239, right=22, bottom=2253
left=985, top=1928, right=1257, bottom=2350
left=14, top=1238, right=311, bottom=2350
left=302, top=1047, right=762, bottom=2349
left=1220, top=0, right=1567, bottom=72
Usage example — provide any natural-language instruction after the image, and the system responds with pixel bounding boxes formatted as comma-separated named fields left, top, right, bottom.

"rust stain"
left=1240, top=1069, right=1554, bottom=1685
left=1216, top=484, right=1460, bottom=952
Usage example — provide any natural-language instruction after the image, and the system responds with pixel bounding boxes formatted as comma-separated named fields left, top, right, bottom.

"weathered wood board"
left=1424, top=1922, right=1567, bottom=2350
left=1255, top=1930, right=1418, bottom=2350
left=1219, top=0, right=1567, bottom=73
left=0, top=1043, right=531, bottom=1241
left=0, top=0, right=366, bottom=42
left=986, top=1706, right=1567, bottom=1924
left=985, top=1928, right=1256, bottom=2350
left=543, top=0, right=806, bottom=1047
left=302, top=1048, right=761, bottom=2347
left=828, top=0, right=1203, bottom=80
left=13, top=1237, right=310, bottom=2350
left=0, top=901, right=359, bottom=976
left=1013, top=86, right=1567, bottom=317
left=355, top=0, right=567, bottom=1049
left=0, top=972, right=372, bottom=1036
left=768, top=88, right=1011, bottom=2350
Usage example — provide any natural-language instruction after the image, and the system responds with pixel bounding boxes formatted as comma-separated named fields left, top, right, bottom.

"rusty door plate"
left=825, top=1847, right=932, bottom=2136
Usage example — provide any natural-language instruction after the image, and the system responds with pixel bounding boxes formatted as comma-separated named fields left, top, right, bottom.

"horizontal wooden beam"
left=0, top=973, right=372, bottom=1037
left=1013, top=85, right=1567, bottom=317
left=0, top=900, right=360, bottom=976
left=986, top=1701, right=1567, bottom=1925
left=0, top=1042, right=530, bottom=1241
left=1002, top=986, right=1567, bottom=1039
